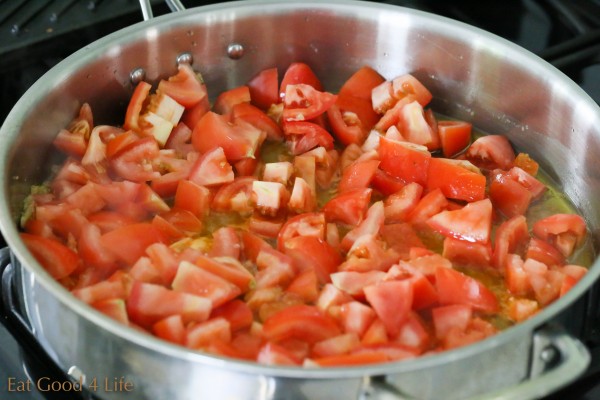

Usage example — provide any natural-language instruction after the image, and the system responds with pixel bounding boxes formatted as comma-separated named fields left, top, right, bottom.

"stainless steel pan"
left=1, top=1, right=599, bottom=399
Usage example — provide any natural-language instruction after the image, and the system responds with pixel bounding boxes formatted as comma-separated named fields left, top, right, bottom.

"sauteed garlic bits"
left=19, top=61, right=590, bottom=366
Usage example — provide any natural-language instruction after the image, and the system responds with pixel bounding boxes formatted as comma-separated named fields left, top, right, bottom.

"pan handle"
left=138, top=0, right=186, bottom=21
left=361, top=325, right=590, bottom=400
left=469, top=326, right=590, bottom=400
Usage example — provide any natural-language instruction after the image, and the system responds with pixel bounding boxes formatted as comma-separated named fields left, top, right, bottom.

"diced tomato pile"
left=20, top=62, right=590, bottom=367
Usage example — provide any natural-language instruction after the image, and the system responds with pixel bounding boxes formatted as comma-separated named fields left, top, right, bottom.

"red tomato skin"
left=371, top=169, right=407, bottom=196
left=391, top=74, right=433, bottom=107
left=20, top=233, right=79, bottom=280
left=282, top=236, right=342, bottom=284
left=174, top=180, right=211, bottom=219
left=426, top=199, right=493, bottom=244
left=435, top=267, right=499, bottom=313
left=426, top=158, right=486, bottom=202
left=247, top=67, right=279, bottom=110
left=124, top=81, right=151, bottom=132
left=283, top=84, right=337, bottom=122
left=492, top=215, right=529, bottom=271
left=157, top=64, right=208, bottom=108
left=127, top=281, right=211, bottom=327
left=283, top=121, right=335, bottom=155
left=172, top=261, right=241, bottom=308
left=209, top=226, right=241, bottom=260
left=192, top=111, right=265, bottom=162
left=338, top=159, right=380, bottom=194
left=489, top=171, right=532, bottom=217
left=379, top=137, right=431, bottom=186
left=262, top=305, right=341, bottom=344
left=277, top=212, right=326, bottom=251
left=153, top=315, right=186, bottom=345
left=443, top=237, right=492, bottom=267
left=338, top=66, right=386, bottom=101
left=279, top=62, right=323, bottom=98
left=188, top=147, right=234, bottom=187
left=364, top=280, right=414, bottom=337
left=100, top=223, right=163, bottom=265
left=210, top=299, right=254, bottom=331
left=437, top=120, right=472, bottom=158
left=323, top=188, right=373, bottom=226
left=232, top=102, right=284, bottom=142
left=213, top=85, right=251, bottom=115
left=532, top=214, right=587, bottom=245
left=466, top=135, right=515, bottom=171
left=110, top=137, right=161, bottom=182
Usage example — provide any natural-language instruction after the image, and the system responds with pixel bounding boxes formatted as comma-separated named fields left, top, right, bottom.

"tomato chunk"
left=20, top=233, right=79, bottom=280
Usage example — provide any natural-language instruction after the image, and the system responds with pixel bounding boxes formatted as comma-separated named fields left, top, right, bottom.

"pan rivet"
left=227, top=43, right=245, bottom=60
left=129, top=68, right=146, bottom=85
left=177, top=52, right=193, bottom=66
left=67, top=366, right=86, bottom=385
left=540, top=345, right=558, bottom=364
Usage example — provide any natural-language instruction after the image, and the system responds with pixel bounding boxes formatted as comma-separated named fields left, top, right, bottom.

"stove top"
left=1, top=1, right=600, bottom=399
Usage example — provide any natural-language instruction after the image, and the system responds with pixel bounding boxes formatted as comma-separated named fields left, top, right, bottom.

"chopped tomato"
left=398, top=101, right=438, bottom=149
left=466, top=135, right=515, bottom=171
left=110, top=137, right=161, bottom=182
left=323, top=188, right=372, bottom=226
left=426, top=158, right=486, bottom=202
left=211, top=299, right=254, bottom=331
left=513, top=153, right=539, bottom=176
left=127, top=281, right=211, bottom=327
left=232, top=102, right=284, bottom=141
left=384, top=182, right=423, bottom=223
left=262, top=304, right=341, bottom=344
left=277, top=212, right=326, bottom=251
left=192, top=111, right=266, bottom=161
left=432, top=304, right=472, bottom=339
left=379, top=137, right=431, bottom=186
left=213, top=85, right=251, bottom=115
left=283, top=121, right=334, bottom=154
left=364, top=280, right=413, bottom=337
left=26, top=61, right=590, bottom=368
left=426, top=199, right=493, bottom=244
left=99, top=223, right=163, bottom=265
left=208, top=227, right=241, bottom=260
left=391, top=74, right=432, bottom=107
left=20, top=233, right=79, bottom=280
left=153, top=315, right=186, bottom=345
left=157, top=64, right=208, bottom=108
left=247, top=67, right=279, bottom=110
left=172, top=261, right=241, bottom=308
left=443, top=237, right=492, bottom=267
left=282, top=236, right=342, bottom=284
left=438, top=120, right=472, bottom=158
left=124, top=81, right=151, bottom=132
left=279, top=62, right=323, bottom=98
left=188, top=147, right=234, bottom=187
left=371, top=169, right=407, bottom=196
left=338, top=159, right=380, bottom=194
left=407, top=188, right=448, bottom=224
left=532, top=213, right=587, bottom=256
left=435, top=267, right=499, bottom=313
left=492, top=215, right=529, bottom=270
left=174, top=180, right=211, bottom=219
left=212, top=176, right=256, bottom=214
left=327, top=95, right=379, bottom=145
left=282, top=84, right=337, bottom=122
left=489, top=170, right=532, bottom=217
